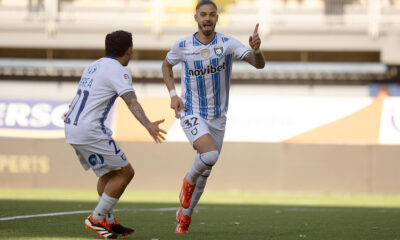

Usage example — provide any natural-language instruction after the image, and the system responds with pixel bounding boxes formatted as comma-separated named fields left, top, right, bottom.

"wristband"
left=254, top=49, right=261, bottom=54
left=169, top=89, right=177, bottom=98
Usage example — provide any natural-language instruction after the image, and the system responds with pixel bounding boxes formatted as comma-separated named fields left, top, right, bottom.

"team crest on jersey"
left=191, top=127, right=198, bottom=135
left=201, top=49, right=210, bottom=58
left=214, top=47, right=223, bottom=56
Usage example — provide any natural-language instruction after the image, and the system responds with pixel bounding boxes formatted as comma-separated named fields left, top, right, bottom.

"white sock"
left=187, top=151, right=218, bottom=184
left=106, top=211, right=115, bottom=224
left=182, top=170, right=210, bottom=216
left=98, top=194, right=115, bottom=224
left=92, top=193, right=118, bottom=222
left=186, top=154, right=205, bottom=184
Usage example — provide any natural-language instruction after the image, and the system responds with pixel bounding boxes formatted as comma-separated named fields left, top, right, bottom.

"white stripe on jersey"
left=167, top=32, right=250, bottom=120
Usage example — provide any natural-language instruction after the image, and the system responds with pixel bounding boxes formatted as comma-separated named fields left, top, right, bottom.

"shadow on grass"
left=0, top=199, right=399, bottom=240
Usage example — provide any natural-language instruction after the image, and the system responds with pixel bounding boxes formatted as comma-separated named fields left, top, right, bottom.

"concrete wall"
left=0, top=139, right=399, bottom=194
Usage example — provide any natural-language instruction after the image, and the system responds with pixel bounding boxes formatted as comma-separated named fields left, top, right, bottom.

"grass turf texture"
left=0, top=189, right=400, bottom=240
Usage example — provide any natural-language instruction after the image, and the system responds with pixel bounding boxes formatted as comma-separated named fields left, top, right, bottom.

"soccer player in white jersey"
left=162, top=0, right=266, bottom=234
left=65, top=30, right=166, bottom=239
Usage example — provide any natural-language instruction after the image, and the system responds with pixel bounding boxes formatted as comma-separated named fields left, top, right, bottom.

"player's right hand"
left=146, top=119, right=167, bottom=143
left=249, top=23, right=261, bottom=51
left=171, top=96, right=186, bottom=119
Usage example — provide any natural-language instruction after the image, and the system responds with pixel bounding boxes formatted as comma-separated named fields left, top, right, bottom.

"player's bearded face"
left=196, top=6, right=218, bottom=36
left=198, top=19, right=216, bottom=36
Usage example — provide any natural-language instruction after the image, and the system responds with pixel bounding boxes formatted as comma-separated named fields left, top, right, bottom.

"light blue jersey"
left=166, top=32, right=250, bottom=120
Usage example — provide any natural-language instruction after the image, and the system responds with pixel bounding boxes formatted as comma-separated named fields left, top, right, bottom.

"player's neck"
left=106, top=55, right=128, bottom=66
left=116, top=56, right=128, bottom=66
left=195, top=31, right=216, bottom=45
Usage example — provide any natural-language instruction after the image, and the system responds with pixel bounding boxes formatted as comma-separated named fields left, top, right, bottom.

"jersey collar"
left=193, top=32, right=218, bottom=46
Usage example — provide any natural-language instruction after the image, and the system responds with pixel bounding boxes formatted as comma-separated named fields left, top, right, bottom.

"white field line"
left=0, top=207, right=181, bottom=221
left=1, top=206, right=395, bottom=222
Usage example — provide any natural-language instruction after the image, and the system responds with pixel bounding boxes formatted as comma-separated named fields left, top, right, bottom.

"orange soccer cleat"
left=179, top=173, right=196, bottom=208
left=106, top=218, right=135, bottom=237
left=175, top=207, right=192, bottom=234
left=85, top=214, right=118, bottom=239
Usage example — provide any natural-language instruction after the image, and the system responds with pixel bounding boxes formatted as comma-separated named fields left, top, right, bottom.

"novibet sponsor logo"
left=188, top=62, right=226, bottom=77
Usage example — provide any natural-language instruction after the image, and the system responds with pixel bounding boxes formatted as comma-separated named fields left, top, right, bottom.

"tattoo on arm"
left=121, top=91, right=150, bottom=127
left=168, top=67, right=174, bottom=79
left=243, top=51, right=265, bottom=69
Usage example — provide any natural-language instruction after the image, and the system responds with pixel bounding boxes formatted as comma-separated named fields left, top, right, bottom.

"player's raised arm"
left=162, top=58, right=186, bottom=119
left=121, top=91, right=166, bottom=143
left=243, top=23, right=266, bottom=69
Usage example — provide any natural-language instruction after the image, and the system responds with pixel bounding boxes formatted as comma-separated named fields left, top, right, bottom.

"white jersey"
left=166, top=32, right=250, bottom=120
left=65, top=57, right=134, bottom=144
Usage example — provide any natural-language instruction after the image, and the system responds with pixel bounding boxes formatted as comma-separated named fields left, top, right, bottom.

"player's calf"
left=182, top=150, right=219, bottom=208
left=180, top=173, right=196, bottom=208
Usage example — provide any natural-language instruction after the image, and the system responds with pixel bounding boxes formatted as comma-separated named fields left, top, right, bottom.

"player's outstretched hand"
left=146, top=119, right=167, bottom=143
left=249, top=23, right=261, bottom=51
left=171, top=96, right=186, bottom=119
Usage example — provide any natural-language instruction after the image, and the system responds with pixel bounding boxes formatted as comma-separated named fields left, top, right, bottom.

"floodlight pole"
left=368, top=0, right=381, bottom=39
left=258, top=0, right=272, bottom=39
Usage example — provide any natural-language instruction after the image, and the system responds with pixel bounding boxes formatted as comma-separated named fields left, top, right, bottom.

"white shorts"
left=180, top=114, right=227, bottom=151
left=70, top=138, right=129, bottom=177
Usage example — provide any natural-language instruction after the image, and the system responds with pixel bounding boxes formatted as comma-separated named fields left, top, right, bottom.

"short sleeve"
left=229, top=37, right=251, bottom=60
left=166, top=40, right=183, bottom=66
left=110, top=68, right=135, bottom=96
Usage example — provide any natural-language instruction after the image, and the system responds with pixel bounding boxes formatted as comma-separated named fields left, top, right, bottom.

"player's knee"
left=200, top=150, right=219, bottom=168
left=201, top=169, right=211, bottom=178
left=122, top=164, right=135, bottom=181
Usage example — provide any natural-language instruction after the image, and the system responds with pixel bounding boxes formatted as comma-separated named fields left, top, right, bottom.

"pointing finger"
left=253, top=23, right=259, bottom=35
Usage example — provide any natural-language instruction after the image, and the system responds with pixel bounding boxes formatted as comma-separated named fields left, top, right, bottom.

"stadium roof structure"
left=0, top=58, right=395, bottom=84
left=1, top=0, right=400, bottom=65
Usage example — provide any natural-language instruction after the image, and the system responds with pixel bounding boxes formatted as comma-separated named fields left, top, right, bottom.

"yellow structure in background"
left=145, top=0, right=230, bottom=26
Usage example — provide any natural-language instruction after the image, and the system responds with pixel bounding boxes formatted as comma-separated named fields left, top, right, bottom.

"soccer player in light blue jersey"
left=65, top=30, right=166, bottom=238
left=162, top=0, right=266, bottom=234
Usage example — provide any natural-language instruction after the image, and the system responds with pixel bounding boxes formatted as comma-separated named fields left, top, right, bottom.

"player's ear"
left=194, top=13, right=198, bottom=22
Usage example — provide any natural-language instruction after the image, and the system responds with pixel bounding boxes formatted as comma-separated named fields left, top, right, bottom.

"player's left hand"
left=146, top=119, right=167, bottom=143
left=249, top=23, right=261, bottom=51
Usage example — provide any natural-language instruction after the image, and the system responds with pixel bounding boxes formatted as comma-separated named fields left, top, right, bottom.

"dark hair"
left=196, top=0, right=218, bottom=11
left=105, top=30, right=132, bottom=57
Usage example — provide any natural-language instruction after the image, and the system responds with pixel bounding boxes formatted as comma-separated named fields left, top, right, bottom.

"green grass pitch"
left=1, top=189, right=400, bottom=240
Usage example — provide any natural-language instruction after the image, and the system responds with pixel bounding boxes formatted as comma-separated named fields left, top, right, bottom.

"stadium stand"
left=0, top=0, right=399, bottom=83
